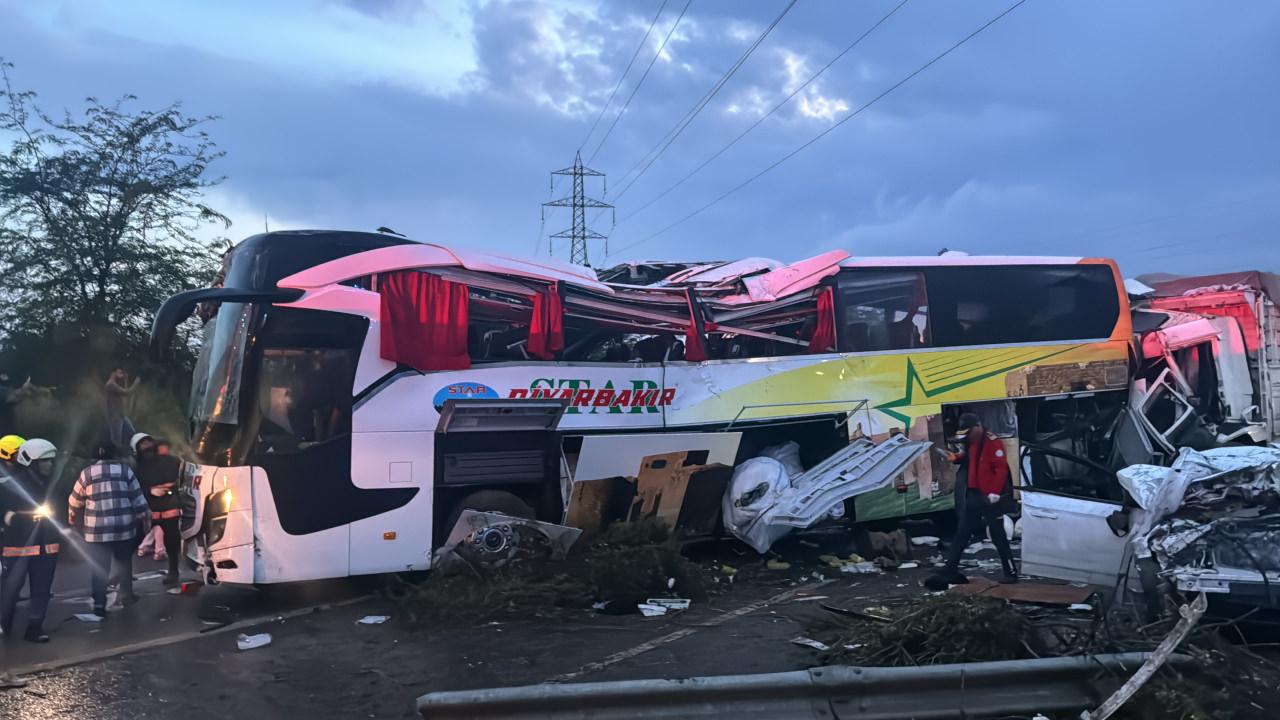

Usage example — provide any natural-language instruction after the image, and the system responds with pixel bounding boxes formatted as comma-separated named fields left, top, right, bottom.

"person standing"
left=0, top=439, right=61, bottom=642
left=104, top=368, right=141, bottom=450
left=68, top=443, right=150, bottom=617
left=131, top=433, right=183, bottom=586
left=926, top=413, right=1018, bottom=589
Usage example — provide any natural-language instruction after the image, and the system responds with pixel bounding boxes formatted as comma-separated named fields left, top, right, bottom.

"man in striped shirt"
left=68, top=443, right=151, bottom=616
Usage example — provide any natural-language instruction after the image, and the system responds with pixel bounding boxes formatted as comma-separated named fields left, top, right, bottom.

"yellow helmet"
left=0, top=435, right=26, bottom=462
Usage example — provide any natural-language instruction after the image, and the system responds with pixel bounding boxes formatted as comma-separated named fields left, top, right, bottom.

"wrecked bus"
left=150, top=230, right=1131, bottom=584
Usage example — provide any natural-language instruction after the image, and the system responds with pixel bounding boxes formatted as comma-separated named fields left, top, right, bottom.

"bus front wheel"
left=443, top=490, right=536, bottom=535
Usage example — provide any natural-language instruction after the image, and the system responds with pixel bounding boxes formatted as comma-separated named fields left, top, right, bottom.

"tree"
left=0, top=60, right=229, bottom=347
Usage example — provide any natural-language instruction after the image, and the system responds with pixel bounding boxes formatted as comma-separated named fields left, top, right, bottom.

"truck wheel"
left=443, top=490, right=535, bottom=536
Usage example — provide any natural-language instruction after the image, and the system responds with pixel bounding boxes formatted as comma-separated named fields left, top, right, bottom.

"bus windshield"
left=189, top=301, right=253, bottom=425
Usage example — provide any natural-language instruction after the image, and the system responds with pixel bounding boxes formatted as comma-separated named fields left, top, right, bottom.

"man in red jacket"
left=926, top=412, right=1018, bottom=588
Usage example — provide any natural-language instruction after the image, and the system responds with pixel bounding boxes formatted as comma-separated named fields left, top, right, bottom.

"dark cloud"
left=1, top=0, right=1276, bottom=276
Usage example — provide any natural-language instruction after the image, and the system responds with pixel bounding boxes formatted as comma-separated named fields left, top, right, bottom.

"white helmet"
left=131, top=432, right=154, bottom=455
left=16, top=439, right=57, bottom=467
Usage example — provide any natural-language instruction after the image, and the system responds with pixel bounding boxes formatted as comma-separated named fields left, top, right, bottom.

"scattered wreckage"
left=1120, top=446, right=1280, bottom=607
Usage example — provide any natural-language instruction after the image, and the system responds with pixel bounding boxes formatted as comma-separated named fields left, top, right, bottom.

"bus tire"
left=443, top=490, right=535, bottom=534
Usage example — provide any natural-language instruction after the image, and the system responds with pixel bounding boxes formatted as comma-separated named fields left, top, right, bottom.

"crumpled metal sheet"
left=434, top=511, right=582, bottom=570
left=721, top=435, right=929, bottom=553
left=1134, top=447, right=1280, bottom=580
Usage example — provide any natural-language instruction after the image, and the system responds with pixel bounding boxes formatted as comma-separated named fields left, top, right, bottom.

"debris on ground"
left=910, top=535, right=939, bottom=546
left=356, top=615, right=390, bottom=625
left=236, top=633, right=272, bottom=651
left=394, top=519, right=712, bottom=626
left=637, top=603, right=668, bottom=617
left=805, top=589, right=1280, bottom=720
left=816, top=595, right=1033, bottom=667
left=1081, top=593, right=1208, bottom=720
left=644, top=598, right=691, bottom=611
left=790, top=636, right=831, bottom=652
left=948, top=577, right=1096, bottom=606
left=765, top=559, right=791, bottom=571
left=435, top=510, right=582, bottom=571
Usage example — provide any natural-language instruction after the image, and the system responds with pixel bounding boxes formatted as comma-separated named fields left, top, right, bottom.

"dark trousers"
left=158, top=518, right=181, bottom=576
left=86, top=540, right=135, bottom=611
left=944, top=488, right=1016, bottom=575
left=1, top=553, right=57, bottom=632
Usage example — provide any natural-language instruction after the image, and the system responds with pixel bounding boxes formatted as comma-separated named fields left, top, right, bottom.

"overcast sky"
left=2, top=0, right=1276, bottom=276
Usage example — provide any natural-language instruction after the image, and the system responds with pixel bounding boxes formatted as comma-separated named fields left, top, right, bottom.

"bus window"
left=834, top=271, right=930, bottom=352
left=924, top=265, right=1119, bottom=347
left=255, top=348, right=354, bottom=454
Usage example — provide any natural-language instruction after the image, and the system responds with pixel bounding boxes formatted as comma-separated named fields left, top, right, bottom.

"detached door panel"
left=1020, top=490, right=1130, bottom=587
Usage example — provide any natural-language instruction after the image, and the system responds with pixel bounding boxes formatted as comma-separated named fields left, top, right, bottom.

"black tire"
left=442, top=490, right=535, bottom=537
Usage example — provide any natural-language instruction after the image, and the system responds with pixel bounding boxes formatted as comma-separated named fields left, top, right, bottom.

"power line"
left=620, top=0, right=910, bottom=225
left=586, top=0, right=693, bottom=166
left=579, top=0, right=669, bottom=153
left=605, top=0, right=798, bottom=205
left=608, top=0, right=1029, bottom=261
left=533, top=175, right=560, bottom=255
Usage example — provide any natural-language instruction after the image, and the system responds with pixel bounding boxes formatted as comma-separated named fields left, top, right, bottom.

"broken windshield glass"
left=189, top=301, right=252, bottom=425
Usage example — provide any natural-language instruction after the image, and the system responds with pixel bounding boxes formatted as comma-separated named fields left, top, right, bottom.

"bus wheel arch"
left=441, top=489, right=536, bottom=539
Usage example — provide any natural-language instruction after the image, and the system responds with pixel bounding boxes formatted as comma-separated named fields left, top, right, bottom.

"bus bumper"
left=183, top=465, right=257, bottom=585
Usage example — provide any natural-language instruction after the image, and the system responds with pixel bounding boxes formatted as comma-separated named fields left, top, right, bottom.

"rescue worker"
left=0, top=439, right=61, bottom=642
left=131, top=433, right=182, bottom=586
left=68, top=442, right=150, bottom=617
left=0, top=435, right=24, bottom=474
left=925, top=413, right=1018, bottom=590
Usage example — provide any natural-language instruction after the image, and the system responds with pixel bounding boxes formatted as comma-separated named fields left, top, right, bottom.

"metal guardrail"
left=417, top=652, right=1173, bottom=720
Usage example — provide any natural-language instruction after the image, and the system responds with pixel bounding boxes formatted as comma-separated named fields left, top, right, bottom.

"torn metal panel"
left=435, top=510, right=582, bottom=569
left=769, top=434, right=930, bottom=527
left=723, top=435, right=930, bottom=553
left=1127, top=447, right=1280, bottom=606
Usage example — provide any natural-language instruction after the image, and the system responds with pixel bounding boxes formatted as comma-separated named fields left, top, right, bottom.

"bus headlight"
left=210, top=489, right=233, bottom=514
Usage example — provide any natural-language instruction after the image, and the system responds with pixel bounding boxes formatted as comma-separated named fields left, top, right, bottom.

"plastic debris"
left=637, top=603, right=668, bottom=617
left=236, top=633, right=273, bottom=651
left=840, top=561, right=881, bottom=575
left=356, top=615, right=390, bottom=625
left=898, top=562, right=919, bottom=570
left=910, top=536, right=939, bottom=546
left=73, top=613, right=103, bottom=623
left=789, top=595, right=830, bottom=603
left=766, top=559, right=791, bottom=571
left=1069, top=603, right=1093, bottom=612
left=645, top=598, right=691, bottom=611
left=790, top=636, right=831, bottom=652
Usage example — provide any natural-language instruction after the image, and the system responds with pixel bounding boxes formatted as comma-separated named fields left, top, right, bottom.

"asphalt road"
left=0, top=532, right=970, bottom=719
left=0, top=543, right=370, bottom=677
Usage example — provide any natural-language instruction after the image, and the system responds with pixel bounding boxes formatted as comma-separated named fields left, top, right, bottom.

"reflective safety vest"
left=2, top=542, right=59, bottom=557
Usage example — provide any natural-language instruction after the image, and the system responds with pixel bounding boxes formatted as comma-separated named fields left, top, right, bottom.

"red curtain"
left=527, top=282, right=565, bottom=360
left=684, top=288, right=708, bottom=363
left=379, top=270, right=470, bottom=371
left=807, top=286, right=837, bottom=354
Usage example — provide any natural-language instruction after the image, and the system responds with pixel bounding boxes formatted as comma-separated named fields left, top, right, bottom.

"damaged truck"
left=1022, top=272, right=1280, bottom=606
left=151, top=229, right=1142, bottom=584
